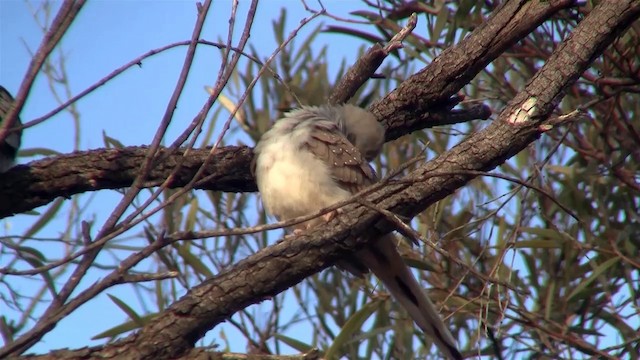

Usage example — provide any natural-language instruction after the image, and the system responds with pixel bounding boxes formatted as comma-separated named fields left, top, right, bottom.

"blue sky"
left=1, top=0, right=375, bottom=354
left=2, top=0, right=372, bottom=152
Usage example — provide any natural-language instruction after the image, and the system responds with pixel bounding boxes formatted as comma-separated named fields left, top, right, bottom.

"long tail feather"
left=356, top=234, right=462, bottom=360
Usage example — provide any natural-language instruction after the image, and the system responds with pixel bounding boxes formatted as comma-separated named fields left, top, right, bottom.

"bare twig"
left=0, top=0, right=86, bottom=144
left=22, top=40, right=269, bottom=130
left=117, top=271, right=180, bottom=284
left=355, top=198, right=522, bottom=293
left=328, top=13, right=417, bottom=105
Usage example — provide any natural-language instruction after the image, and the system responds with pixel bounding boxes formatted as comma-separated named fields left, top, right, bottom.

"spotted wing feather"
left=304, top=122, right=377, bottom=194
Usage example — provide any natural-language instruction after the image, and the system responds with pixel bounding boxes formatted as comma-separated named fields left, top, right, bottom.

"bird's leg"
left=322, top=208, right=343, bottom=222
left=322, top=211, right=337, bottom=222
left=290, top=209, right=343, bottom=237
left=291, top=221, right=310, bottom=236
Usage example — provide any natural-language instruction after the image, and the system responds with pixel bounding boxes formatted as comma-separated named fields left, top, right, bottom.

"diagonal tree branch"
left=0, top=105, right=490, bottom=219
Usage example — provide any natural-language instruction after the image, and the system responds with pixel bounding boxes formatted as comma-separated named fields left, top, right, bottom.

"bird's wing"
left=303, top=120, right=377, bottom=194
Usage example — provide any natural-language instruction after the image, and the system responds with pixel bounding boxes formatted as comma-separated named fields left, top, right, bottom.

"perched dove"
left=252, top=104, right=462, bottom=359
left=0, top=86, right=22, bottom=173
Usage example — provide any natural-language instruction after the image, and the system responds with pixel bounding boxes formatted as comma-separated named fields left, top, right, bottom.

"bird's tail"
left=356, top=234, right=462, bottom=360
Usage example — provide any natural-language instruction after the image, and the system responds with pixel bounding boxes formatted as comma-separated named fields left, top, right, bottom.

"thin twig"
left=397, top=170, right=581, bottom=222
left=22, top=40, right=268, bottom=130
left=0, top=0, right=86, bottom=144
left=355, top=198, right=521, bottom=293
left=328, top=13, right=417, bottom=105
left=117, top=271, right=180, bottom=284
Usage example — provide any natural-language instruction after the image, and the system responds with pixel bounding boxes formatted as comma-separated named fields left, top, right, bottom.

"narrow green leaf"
left=323, top=26, right=384, bottom=45
left=567, top=326, right=604, bottom=336
left=200, top=105, right=221, bottom=148
left=107, top=294, right=143, bottom=326
left=274, top=333, right=313, bottom=353
left=431, top=2, right=449, bottom=44
left=184, top=197, right=199, bottom=231
left=402, top=257, right=437, bottom=272
left=272, top=8, right=286, bottom=45
left=0, top=316, right=13, bottom=342
left=16, top=245, right=47, bottom=262
left=91, top=314, right=157, bottom=340
left=510, top=240, right=563, bottom=249
left=544, top=280, right=555, bottom=320
left=325, top=300, right=380, bottom=360
left=567, top=257, right=620, bottom=302
left=155, top=278, right=165, bottom=312
left=292, top=25, right=323, bottom=65
left=17, top=245, right=57, bottom=298
left=22, top=197, right=64, bottom=240
left=177, top=243, right=213, bottom=278
left=102, top=130, right=125, bottom=148
left=519, top=227, right=575, bottom=242
left=18, top=147, right=62, bottom=157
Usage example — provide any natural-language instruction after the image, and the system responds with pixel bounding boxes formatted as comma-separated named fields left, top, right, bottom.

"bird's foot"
left=322, top=208, right=343, bottom=222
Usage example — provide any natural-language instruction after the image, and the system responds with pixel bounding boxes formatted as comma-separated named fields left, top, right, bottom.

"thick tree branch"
left=0, top=104, right=489, bottom=219
left=0, top=146, right=255, bottom=218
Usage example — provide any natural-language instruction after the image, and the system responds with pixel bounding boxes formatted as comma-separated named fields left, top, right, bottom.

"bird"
left=0, top=86, right=23, bottom=173
left=252, top=104, right=462, bottom=359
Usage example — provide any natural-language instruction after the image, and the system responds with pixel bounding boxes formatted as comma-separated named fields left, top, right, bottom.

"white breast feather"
left=255, top=120, right=352, bottom=221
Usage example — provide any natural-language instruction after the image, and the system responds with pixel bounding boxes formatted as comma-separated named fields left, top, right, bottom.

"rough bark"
left=0, top=106, right=490, bottom=219
left=0, top=146, right=255, bottom=217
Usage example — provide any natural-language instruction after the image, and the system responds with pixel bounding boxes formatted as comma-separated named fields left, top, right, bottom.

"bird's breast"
left=255, top=136, right=351, bottom=221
